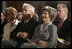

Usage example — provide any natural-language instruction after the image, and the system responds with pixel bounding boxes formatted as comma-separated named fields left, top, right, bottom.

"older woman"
left=20, top=6, right=57, bottom=48
left=2, top=7, right=17, bottom=41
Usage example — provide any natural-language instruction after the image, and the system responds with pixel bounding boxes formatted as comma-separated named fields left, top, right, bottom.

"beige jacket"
left=2, top=22, right=17, bottom=41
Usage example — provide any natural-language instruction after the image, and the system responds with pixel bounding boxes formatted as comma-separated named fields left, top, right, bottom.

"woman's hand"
left=38, top=40, right=47, bottom=48
left=30, top=41, right=36, bottom=45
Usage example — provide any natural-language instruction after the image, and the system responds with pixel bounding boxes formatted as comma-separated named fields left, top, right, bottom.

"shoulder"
left=36, top=24, right=42, bottom=28
left=4, top=23, right=10, bottom=27
left=49, top=23, right=57, bottom=30
left=66, top=18, right=71, bottom=23
left=64, top=18, right=71, bottom=25
left=35, top=24, right=42, bottom=30
left=30, top=18, right=39, bottom=23
left=29, top=18, right=40, bottom=25
left=30, top=18, right=36, bottom=22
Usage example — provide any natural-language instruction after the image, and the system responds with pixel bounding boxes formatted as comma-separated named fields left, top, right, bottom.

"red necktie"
left=58, top=21, right=63, bottom=30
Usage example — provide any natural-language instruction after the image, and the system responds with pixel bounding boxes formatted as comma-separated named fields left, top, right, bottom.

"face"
left=41, top=10, right=50, bottom=23
left=57, top=6, right=67, bottom=20
left=5, top=12, right=11, bottom=22
left=22, top=6, right=32, bottom=20
left=17, top=14, right=22, bottom=21
left=1, top=12, right=5, bottom=21
left=5, top=11, right=14, bottom=22
left=22, top=6, right=32, bottom=15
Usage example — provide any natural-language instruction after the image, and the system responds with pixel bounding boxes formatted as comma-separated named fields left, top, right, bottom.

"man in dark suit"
left=53, top=4, right=71, bottom=48
left=1, top=3, right=39, bottom=48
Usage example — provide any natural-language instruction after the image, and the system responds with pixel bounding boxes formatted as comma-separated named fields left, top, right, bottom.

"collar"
left=41, top=22, right=52, bottom=31
left=62, top=17, right=67, bottom=22
left=15, top=19, right=21, bottom=25
left=43, top=22, right=52, bottom=26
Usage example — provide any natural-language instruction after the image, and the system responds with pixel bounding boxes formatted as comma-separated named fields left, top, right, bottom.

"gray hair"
left=16, top=12, right=22, bottom=18
left=22, top=3, right=35, bottom=13
left=41, top=6, right=57, bottom=22
left=57, top=4, right=68, bottom=14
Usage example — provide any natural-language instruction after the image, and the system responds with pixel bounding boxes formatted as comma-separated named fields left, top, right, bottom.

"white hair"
left=22, top=3, right=35, bottom=13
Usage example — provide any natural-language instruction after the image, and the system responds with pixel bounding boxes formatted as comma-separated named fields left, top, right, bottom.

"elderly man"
left=1, top=3, right=39, bottom=48
left=53, top=4, right=71, bottom=48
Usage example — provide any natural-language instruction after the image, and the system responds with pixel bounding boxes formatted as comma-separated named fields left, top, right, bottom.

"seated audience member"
left=1, top=3, right=39, bottom=48
left=33, top=13, right=39, bottom=22
left=16, top=12, right=22, bottom=21
left=2, top=7, right=18, bottom=41
left=53, top=4, right=71, bottom=48
left=1, top=11, right=6, bottom=24
left=15, top=12, right=22, bottom=25
left=1, top=11, right=7, bottom=40
left=20, top=6, right=57, bottom=48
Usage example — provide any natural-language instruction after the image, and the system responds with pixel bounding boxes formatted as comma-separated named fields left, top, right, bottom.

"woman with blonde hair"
left=2, top=7, right=17, bottom=41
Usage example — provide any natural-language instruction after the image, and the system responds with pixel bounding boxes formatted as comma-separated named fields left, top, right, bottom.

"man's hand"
left=17, top=32, right=28, bottom=39
left=17, top=32, right=23, bottom=37
left=65, top=41, right=71, bottom=46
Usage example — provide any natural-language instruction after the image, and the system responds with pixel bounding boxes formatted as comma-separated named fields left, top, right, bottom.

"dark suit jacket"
left=53, top=18, right=71, bottom=41
left=1, top=20, right=7, bottom=40
left=10, top=18, right=39, bottom=45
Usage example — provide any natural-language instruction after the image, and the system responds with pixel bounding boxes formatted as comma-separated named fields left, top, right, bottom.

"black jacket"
left=53, top=18, right=71, bottom=41
left=10, top=18, right=39, bottom=44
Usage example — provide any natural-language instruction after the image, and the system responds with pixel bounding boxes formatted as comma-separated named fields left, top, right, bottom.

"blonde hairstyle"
left=41, top=6, right=57, bottom=22
left=5, top=7, right=17, bottom=18
left=57, top=4, right=68, bottom=14
left=22, top=3, right=35, bottom=13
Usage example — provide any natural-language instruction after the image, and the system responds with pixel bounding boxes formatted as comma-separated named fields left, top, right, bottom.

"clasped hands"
left=17, top=32, right=28, bottom=39
left=17, top=32, right=47, bottom=48
left=30, top=40, right=47, bottom=48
